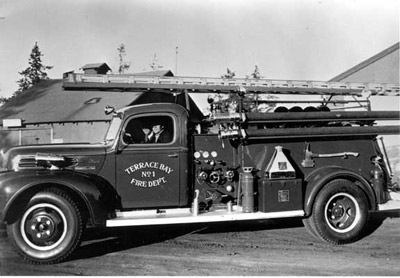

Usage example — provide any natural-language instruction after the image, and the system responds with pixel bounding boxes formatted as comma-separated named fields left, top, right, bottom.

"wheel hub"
left=331, top=203, right=345, bottom=219
left=30, top=215, right=56, bottom=240
left=19, top=201, right=71, bottom=254
left=325, top=193, right=360, bottom=233
left=22, top=205, right=65, bottom=248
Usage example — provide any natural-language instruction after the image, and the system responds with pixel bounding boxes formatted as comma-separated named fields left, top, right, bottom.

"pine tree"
left=15, top=42, right=53, bottom=95
left=246, top=65, right=262, bottom=80
left=0, top=93, right=7, bottom=105
left=117, top=43, right=131, bottom=74
left=251, top=65, right=262, bottom=79
left=221, top=68, right=236, bottom=79
left=149, top=53, right=163, bottom=71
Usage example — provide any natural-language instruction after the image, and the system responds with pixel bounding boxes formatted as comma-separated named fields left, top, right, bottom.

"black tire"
left=302, top=217, right=320, bottom=240
left=310, top=179, right=369, bottom=245
left=7, top=189, right=83, bottom=264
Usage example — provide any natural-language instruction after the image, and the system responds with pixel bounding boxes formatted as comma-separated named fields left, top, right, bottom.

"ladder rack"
left=63, top=73, right=400, bottom=96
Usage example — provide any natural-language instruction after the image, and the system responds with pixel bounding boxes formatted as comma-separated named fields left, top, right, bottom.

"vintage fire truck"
left=0, top=73, right=399, bottom=264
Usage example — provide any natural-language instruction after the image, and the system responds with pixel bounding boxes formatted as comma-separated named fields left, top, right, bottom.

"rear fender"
left=304, top=166, right=376, bottom=216
left=0, top=171, right=119, bottom=226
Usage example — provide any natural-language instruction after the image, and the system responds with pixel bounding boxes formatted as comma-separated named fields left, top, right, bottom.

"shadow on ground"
left=363, top=209, right=400, bottom=237
left=70, top=217, right=304, bottom=261
left=70, top=209, right=399, bottom=262
left=1, top=209, right=398, bottom=262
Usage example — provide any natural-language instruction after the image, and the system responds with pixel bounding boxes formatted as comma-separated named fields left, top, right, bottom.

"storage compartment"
left=258, top=178, right=303, bottom=212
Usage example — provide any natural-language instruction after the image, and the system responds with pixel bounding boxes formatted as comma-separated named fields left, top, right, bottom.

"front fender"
left=0, top=170, right=119, bottom=226
left=304, top=166, right=376, bottom=216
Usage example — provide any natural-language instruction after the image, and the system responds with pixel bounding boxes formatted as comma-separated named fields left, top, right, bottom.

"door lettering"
left=125, top=162, right=174, bottom=188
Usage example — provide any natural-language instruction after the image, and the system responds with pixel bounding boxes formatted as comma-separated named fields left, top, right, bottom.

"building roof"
left=329, top=42, right=399, bottom=82
left=80, top=63, right=111, bottom=71
left=0, top=78, right=204, bottom=125
left=0, top=80, right=141, bottom=125
left=133, top=70, right=174, bottom=77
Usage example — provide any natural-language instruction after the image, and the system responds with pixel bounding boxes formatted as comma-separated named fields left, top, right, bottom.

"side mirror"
left=123, top=132, right=133, bottom=143
left=116, top=131, right=131, bottom=153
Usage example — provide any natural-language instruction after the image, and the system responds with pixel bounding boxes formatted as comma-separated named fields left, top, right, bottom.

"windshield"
left=103, top=116, right=123, bottom=144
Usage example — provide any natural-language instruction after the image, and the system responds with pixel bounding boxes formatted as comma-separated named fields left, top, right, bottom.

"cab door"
left=115, top=112, right=189, bottom=209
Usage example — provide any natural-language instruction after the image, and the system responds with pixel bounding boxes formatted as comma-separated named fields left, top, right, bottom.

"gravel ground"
left=0, top=209, right=399, bottom=276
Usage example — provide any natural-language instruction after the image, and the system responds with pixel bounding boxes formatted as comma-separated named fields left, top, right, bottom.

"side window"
left=123, top=115, right=174, bottom=144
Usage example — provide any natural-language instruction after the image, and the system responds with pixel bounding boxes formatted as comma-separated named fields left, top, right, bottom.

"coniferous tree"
left=0, top=90, right=6, bottom=105
left=251, top=65, right=262, bottom=79
left=221, top=68, right=236, bottom=79
left=246, top=65, right=262, bottom=80
left=117, top=43, right=131, bottom=74
left=15, top=42, right=53, bottom=95
left=149, top=53, right=163, bottom=71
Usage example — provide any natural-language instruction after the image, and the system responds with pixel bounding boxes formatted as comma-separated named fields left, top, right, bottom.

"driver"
left=151, top=124, right=171, bottom=143
left=142, top=125, right=154, bottom=143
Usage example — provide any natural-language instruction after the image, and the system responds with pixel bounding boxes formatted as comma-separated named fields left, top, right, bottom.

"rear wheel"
left=309, top=179, right=369, bottom=244
left=302, top=217, right=319, bottom=239
left=7, top=189, right=83, bottom=264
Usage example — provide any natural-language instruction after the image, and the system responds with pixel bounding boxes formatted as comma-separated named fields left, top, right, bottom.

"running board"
left=106, top=207, right=305, bottom=227
left=378, top=191, right=400, bottom=211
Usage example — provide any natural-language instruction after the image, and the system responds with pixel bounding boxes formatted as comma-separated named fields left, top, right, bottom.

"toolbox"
left=258, top=178, right=303, bottom=213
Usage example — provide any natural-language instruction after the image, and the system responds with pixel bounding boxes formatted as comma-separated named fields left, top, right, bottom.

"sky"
left=0, top=0, right=399, bottom=99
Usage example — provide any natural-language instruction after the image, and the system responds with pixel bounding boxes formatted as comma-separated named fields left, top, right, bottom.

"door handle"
left=168, top=153, right=179, bottom=158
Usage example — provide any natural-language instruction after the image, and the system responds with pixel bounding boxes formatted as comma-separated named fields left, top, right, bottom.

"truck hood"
left=0, top=143, right=108, bottom=174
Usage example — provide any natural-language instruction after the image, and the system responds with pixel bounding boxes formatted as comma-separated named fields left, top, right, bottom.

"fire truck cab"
left=0, top=73, right=399, bottom=264
left=109, top=103, right=190, bottom=209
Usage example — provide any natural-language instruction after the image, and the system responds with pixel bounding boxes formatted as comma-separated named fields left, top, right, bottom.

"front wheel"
left=7, top=189, right=83, bottom=264
left=309, top=179, right=369, bottom=244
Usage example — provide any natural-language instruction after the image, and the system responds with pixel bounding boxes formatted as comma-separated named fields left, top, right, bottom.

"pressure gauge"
left=202, top=151, right=210, bottom=158
left=194, top=152, right=201, bottom=159
left=211, top=151, right=218, bottom=158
